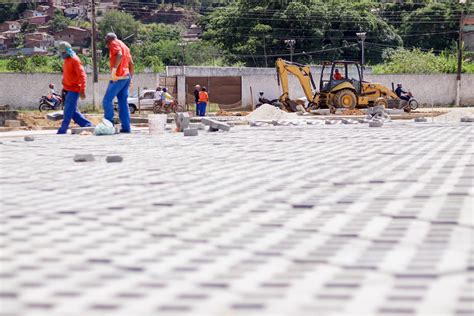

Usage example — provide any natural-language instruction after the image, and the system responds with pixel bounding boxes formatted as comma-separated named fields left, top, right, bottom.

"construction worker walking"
left=57, top=41, right=92, bottom=134
left=102, top=33, right=134, bottom=133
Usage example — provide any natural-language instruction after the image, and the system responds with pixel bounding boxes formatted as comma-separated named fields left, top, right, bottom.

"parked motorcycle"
left=256, top=91, right=281, bottom=108
left=152, top=100, right=184, bottom=114
left=38, top=95, right=63, bottom=112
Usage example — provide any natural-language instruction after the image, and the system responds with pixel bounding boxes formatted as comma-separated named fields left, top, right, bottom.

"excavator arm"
left=275, top=58, right=317, bottom=110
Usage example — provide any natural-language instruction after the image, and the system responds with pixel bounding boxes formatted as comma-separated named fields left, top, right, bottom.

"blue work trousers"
left=197, top=102, right=207, bottom=117
left=103, top=76, right=131, bottom=133
left=57, top=91, right=92, bottom=134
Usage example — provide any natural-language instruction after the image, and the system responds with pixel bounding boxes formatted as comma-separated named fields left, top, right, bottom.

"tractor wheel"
left=334, top=89, right=357, bottom=109
left=374, top=97, right=388, bottom=108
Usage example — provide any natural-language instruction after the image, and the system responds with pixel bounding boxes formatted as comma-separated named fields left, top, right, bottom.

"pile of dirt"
left=16, top=112, right=102, bottom=129
left=341, top=109, right=365, bottom=116
left=216, top=110, right=250, bottom=117
left=245, top=104, right=295, bottom=121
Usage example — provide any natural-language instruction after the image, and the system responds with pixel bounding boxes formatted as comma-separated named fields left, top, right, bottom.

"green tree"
left=50, top=12, right=72, bottom=33
left=98, top=11, right=140, bottom=48
left=201, top=0, right=401, bottom=66
left=400, top=2, right=461, bottom=53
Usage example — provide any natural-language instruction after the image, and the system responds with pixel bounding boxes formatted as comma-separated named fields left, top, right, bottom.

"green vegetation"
left=0, top=0, right=472, bottom=74
left=373, top=48, right=474, bottom=74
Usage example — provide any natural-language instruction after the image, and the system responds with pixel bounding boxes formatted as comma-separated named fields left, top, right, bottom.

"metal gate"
left=185, top=76, right=242, bottom=111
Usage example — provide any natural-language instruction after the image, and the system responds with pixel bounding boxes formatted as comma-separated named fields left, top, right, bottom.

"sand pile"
left=245, top=104, right=295, bottom=121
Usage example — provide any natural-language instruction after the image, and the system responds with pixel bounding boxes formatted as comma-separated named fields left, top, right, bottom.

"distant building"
left=0, top=35, right=14, bottom=50
left=4, top=47, right=49, bottom=56
left=182, top=24, right=202, bottom=43
left=21, top=15, right=52, bottom=26
left=22, top=10, right=46, bottom=19
left=2, top=30, right=21, bottom=42
left=64, top=6, right=84, bottom=18
left=0, top=21, right=21, bottom=33
left=25, top=32, right=55, bottom=50
left=465, top=15, right=474, bottom=52
left=54, top=26, right=90, bottom=47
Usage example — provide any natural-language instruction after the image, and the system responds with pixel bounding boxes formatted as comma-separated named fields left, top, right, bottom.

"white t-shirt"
left=155, top=90, right=163, bottom=100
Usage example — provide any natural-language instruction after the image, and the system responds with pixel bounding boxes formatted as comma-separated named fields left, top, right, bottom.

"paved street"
left=0, top=119, right=473, bottom=316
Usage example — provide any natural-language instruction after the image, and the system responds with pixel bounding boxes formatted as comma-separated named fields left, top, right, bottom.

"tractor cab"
left=320, top=61, right=363, bottom=94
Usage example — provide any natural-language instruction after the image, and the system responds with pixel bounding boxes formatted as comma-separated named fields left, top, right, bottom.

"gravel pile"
left=245, top=104, right=295, bottom=121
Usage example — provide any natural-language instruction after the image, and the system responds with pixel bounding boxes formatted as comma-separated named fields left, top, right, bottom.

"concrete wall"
left=167, top=66, right=474, bottom=107
left=0, top=73, right=158, bottom=109
left=1, top=69, right=473, bottom=109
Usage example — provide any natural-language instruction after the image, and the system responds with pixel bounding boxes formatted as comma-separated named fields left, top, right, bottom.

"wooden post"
left=250, top=86, right=255, bottom=111
left=138, top=87, right=141, bottom=115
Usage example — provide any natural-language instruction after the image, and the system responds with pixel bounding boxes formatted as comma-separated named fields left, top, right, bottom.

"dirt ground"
left=17, top=112, right=103, bottom=129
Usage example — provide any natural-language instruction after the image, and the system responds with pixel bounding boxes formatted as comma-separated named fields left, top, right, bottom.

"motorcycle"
left=39, top=95, right=63, bottom=112
left=256, top=92, right=281, bottom=108
left=404, top=92, right=419, bottom=111
left=152, top=100, right=184, bottom=114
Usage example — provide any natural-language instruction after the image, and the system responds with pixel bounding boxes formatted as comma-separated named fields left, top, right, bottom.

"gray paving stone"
left=46, top=111, right=64, bottom=121
left=0, top=120, right=472, bottom=316
left=106, top=155, right=123, bottom=163
left=24, top=136, right=34, bottom=142
left=184, top=128, right=198, bottom=136
left=73, top=154, right=94, bottom=162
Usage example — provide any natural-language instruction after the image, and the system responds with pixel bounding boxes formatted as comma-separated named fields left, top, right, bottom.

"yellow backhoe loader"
left=276, top=58, right=405, bottom=113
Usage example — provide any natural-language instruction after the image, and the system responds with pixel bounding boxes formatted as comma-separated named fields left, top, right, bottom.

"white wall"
left=1, top=71, right=473, bottom=109
left=241, top=73, right=474, bottom=107
left=0, top=73, right=158, bottom=109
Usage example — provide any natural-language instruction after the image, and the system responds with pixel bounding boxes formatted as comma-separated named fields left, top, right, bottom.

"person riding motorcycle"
left=161, top=88, right=175, bottom=108
left=47, top=83, right=61, bottom=107
left=395, top=83, right=410, bottom=102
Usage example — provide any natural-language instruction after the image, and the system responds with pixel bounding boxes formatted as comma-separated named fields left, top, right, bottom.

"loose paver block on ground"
left=0, top=119, right=472, bottom=316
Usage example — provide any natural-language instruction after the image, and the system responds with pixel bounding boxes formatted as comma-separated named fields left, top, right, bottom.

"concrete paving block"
left=106, top=155, right=123, bottom=163
left=175, top=113, right=190, bottom=132
left=24, top=136, right=34, bottom=142
left=342, top=118, right=359, bottom=125
left=72, top=127, right=96, bottom=135
left=369, top=120, right=384, bottom=127
left=415, top=117, right=427, bottom=123
left=46, top=111, right=64, bottom=121
left=5, top=120, right=21, bottom=128
left=216, top=122, right=231, bottom=131
left=201, top=117, right=219, bottom=126
left=184, top=128, right=198, bottom=136
left=73, top=154, right=94, bottom=162
left=189, top=123, right=205, bottom=130
left=460, top=116, right=474, bottom=123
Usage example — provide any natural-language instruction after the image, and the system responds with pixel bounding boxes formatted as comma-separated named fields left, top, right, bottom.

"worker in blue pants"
left=57, top=41, right=92, bottom=134
left=58, top=92, right=92, bottom=134
left=102, top=33, right=134, bottom=133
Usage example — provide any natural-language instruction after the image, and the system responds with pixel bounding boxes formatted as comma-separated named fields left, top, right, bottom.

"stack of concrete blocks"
left=461, top=116, right=474, bottom=123
left=201, top=117, right=231, bottom=132
left=46, top=111, right=64, bottom=121
left=366, top=105, right=390, bottom=127
left=175, top=112, right=199, bottom=136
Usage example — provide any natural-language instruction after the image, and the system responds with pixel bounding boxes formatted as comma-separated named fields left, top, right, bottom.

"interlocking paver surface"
left=0, top=120, right=473, bottom=316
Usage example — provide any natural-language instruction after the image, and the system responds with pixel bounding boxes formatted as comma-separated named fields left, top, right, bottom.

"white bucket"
left=148, top=114, right=167, bottom=134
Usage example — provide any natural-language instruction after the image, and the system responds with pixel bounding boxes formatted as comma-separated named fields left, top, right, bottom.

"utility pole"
left=356, top=32, right=366, bottom=80
left=91, top=0, right=98, bottom=111
left=456, top=0, right=466, bottom=107
left=177, top=42, right=187, bottom=66
left=284, top=39, right=296, bottom=62
left=263, top=36, right=268, bottom=67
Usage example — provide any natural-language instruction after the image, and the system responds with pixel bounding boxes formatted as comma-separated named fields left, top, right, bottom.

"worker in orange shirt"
left=197, top=86, right=209, bottom=117
left=57, top=41, right=93, bottom=134
left=102, top=33, right=134, bottom=133
left=333, top=68, right=344, bottom=80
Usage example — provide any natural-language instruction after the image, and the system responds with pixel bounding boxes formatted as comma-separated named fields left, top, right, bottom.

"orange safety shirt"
left=62, top=55, right=86, bottom=93
left=198, top=91, right=209, bottom=102
left=108, top=39, right=132, bottom=77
